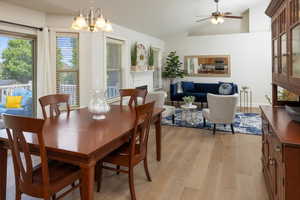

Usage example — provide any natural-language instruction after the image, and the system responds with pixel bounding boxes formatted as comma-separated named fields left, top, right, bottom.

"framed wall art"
left=184, top=55, right=231, bottom=77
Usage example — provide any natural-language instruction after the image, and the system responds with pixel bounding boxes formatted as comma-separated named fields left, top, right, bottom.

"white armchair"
left=146, top=91, right=176, bottom=124
left=202, top=93, right=238, bottom=135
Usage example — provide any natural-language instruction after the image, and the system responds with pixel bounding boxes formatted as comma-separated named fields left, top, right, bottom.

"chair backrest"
left=146, top=91, right=166, bottom=108
left=129, top=101, right=155, bottom=163
left=119, top=89, right=147, bottom=107
left=207, top=93, right=238, bottom=123
left=3, top=114, right=50, bottom=195
left=39, top=94, right=70, bottom=119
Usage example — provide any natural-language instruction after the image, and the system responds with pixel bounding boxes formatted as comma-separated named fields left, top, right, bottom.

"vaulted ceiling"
left=2, top=0, right=266, bottom=38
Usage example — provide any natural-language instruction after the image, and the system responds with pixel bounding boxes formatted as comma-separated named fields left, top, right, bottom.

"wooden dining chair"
left=119, top=89, right=147, bottom=107
left=96, top=101, right=155, bottom=200
left=39, top=94, right=70, bottom=119
left=3, top=114, right=83, bottom=200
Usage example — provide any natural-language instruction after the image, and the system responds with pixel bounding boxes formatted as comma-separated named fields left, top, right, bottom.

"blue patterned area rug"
left=162, top=109, right=262, bottom=135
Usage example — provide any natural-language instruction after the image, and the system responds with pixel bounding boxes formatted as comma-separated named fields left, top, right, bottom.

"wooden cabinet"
left=267, top=0, right=300, bottom=95
left=261, top=105, right=300, bottom=200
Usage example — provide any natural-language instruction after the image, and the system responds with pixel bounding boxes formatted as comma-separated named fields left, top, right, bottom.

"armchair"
left=202, top=93, right=238, bottom=135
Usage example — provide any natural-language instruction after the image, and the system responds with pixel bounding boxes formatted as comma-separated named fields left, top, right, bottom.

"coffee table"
left=180, top=104, right=197, bottom=125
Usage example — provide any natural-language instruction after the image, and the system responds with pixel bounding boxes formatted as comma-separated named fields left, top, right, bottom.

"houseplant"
left=162, top=51, right=185, bottom=84
left=183, top=96, right=195, bottom=107
left=131, top=43, right=138, bottom=71
left=148, top=46, right=154, bottom=70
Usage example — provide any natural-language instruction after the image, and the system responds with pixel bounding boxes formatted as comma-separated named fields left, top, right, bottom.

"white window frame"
left=152, top=47, right=162, bottom=90
left=104, top=35, right=126, bottom=102
left=55, top=32, right=80, bottom=107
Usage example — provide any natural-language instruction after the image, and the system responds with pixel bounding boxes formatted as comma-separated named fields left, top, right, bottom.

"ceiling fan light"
left=95, top=14, right=106, bottom=29
left=211, top=17, right=218, bottom=24
left=217, top=16, right=224, bottom=24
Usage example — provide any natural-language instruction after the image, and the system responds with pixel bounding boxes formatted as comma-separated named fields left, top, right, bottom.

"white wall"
left=164, top=32, right=272, bottom=106
left=0, top=2, right=46, bottom=28
left=249, top=1, right=271, bottom=32
left=46, top=15, right=165, bottom=106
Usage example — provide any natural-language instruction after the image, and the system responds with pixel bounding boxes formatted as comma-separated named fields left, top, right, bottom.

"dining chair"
left=96, top=101, right=155, bottom=200
left=3, top=114, right=83, bottom=200
left=39, top=94, right=70, bottom=119
left=119, top=89, right=148, bottom=107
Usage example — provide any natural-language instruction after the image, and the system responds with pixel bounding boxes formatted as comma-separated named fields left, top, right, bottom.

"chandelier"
left=71, top=8, right=113, bottom=32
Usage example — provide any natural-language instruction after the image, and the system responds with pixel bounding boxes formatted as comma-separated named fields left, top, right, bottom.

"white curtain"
left=37, top=27, right=55, bottom=117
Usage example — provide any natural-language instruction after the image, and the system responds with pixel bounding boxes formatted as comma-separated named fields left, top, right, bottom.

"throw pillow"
left=6, top=96, right=23, bottom=108
left=177, top=82, right=183, bottom=93
left=218, top=82, right=234, bottom=95
left=181, top=81, right=195, bottom=92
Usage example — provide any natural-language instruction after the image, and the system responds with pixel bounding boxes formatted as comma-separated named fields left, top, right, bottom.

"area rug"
left=162, top=109, right=262, bottom=135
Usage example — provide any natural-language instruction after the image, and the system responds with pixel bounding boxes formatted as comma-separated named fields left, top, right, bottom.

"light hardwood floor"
left=5, top=126, right=269, bottom=200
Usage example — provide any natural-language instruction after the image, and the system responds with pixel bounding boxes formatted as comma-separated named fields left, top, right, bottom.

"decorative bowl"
left=285, top=105, right=300, bottom=122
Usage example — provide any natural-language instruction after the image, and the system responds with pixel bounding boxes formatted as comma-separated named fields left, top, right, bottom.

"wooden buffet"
left=263, top=0, right=300, bottom=199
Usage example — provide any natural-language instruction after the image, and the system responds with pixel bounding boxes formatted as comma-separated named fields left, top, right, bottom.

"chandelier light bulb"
left=104, top=20, right=113, bottom=32
left=75, top=14, right=88, bottom=28
left=71, top=20, right=81, bottom=30
left=95, top=14, right=106, bottom=29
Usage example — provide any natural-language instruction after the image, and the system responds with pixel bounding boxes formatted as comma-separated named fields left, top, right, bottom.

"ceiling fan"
left=196, top=0, right=243, bottom=24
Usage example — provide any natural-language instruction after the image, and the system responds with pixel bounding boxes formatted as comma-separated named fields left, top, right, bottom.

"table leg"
left=155, top=114, right=162, bottom=162
left=81, top=164, right=95, bottom=200
left=0, top=146, right=8, bottom=200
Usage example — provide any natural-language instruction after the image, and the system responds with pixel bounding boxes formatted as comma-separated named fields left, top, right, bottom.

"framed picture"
left=184, top=55, right=231, bottom=77
left=136, top=43, right=147, bottom=70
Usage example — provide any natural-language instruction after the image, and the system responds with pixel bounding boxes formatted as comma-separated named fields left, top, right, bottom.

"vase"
left=88, top=90, right=110, bottom=120
left=185, top=102, right=192, bottom=107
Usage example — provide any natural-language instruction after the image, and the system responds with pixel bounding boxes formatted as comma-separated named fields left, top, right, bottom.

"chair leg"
left=172, top=114, right=175, bottom=124
left=231, top=124, right=235, bottom=134
left=52, top=194, right=56, bottom=200
left=97, top=162, right=103, bottom=192
left=203, top=118, right=206, bottom=127
left=15, top=191, right=21, bottom=200
left=117, top=165, right=120, bottom=175
left=79, top=179, right=83, bottom=199
left=213, top=124, right=216, bottom=135
left=128, top=167, right=137, bottom=200
left=143, top=157, right=152, bottom=182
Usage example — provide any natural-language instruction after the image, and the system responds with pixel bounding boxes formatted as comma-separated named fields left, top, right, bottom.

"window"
left=153, top=48, right=161, bottom=89
left=106, top=38, right=124, bottom=99
left=0, top=31, right=36, bottom=117
left=56, top=33, right=79, bottom=107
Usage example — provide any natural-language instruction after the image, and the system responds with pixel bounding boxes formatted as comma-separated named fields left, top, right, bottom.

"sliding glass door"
left=0, top=31, right=36, bottom=117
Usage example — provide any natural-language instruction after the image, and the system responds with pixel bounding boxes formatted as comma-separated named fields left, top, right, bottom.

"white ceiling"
left=2, top=0, right=265, bottom=38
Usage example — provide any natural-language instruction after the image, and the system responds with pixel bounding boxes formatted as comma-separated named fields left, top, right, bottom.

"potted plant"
left=131, top=43, right=138, bottom=71
left=162, top=51, right=185, bottom=84
left=183, top=96, right=195, bottom=107
left=148, top=46, right=154, bottom=70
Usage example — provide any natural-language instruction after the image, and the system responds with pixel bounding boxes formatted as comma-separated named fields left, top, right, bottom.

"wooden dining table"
left=0, top=105, right=164, bottom=200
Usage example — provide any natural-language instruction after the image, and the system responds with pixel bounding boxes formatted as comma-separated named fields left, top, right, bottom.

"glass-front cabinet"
left=290, top=0, right=300, bottom=84
left=292, top=25, right=300, bottom=79
left=280, top=33, right=288, bottom=75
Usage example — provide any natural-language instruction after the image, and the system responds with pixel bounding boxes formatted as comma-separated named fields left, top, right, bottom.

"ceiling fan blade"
left=196, top=17, right=211, bottom=22
left=224, top=16, right=243, bottom=19
left=222, top=12, right=232, bottom=16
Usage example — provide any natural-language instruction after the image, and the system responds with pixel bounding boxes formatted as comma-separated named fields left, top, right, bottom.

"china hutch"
left=261, top=0, right=300, bottom=200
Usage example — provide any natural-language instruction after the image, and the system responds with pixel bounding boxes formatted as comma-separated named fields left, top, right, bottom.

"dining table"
left=0, top=105, right=164, bottom=200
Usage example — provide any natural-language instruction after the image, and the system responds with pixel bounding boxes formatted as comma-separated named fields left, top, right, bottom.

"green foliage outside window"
left=1, top=39, right=33, bottom=83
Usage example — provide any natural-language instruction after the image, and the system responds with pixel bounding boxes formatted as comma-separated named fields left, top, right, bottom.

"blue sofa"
left=170, top=81, right=238, bottom=105
left=0, top=88, right=33, bottom=117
